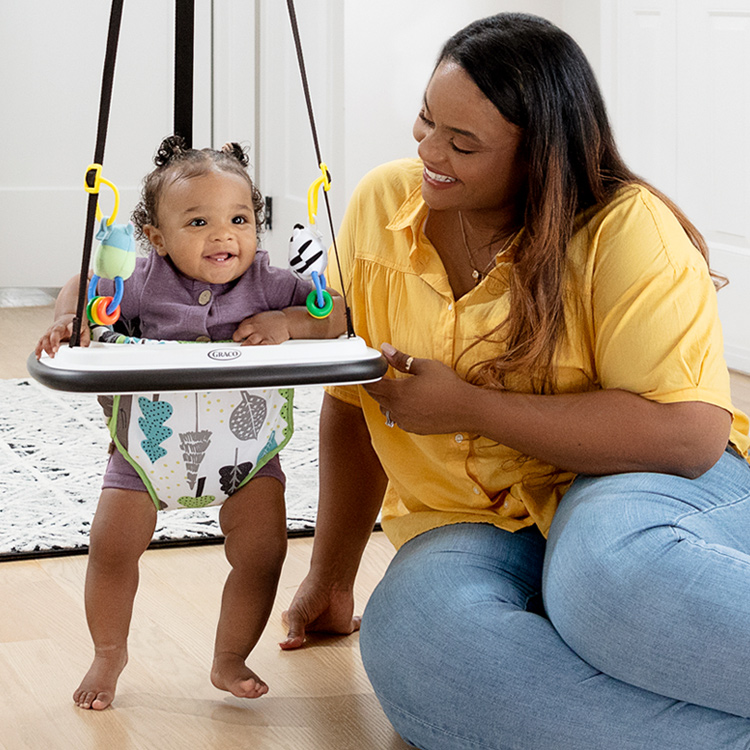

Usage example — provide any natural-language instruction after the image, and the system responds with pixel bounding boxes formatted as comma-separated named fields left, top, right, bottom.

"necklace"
left=458, top=211, right=518, bottom=284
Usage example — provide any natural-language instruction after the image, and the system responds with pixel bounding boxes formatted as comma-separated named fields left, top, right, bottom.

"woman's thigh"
left=360, top=521, right=750, bottom=750
left=544, top=448, right=750, bottom=717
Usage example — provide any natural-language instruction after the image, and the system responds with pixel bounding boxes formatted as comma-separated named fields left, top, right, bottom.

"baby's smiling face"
left=143, top=169, right=258, bottom=284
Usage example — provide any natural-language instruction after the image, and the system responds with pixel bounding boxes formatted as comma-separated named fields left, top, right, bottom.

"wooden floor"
left=2, top=300, right=749, bottom=750
left=0, top=301, right=407, bottom=750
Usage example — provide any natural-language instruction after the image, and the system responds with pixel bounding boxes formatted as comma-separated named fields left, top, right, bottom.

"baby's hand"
left=233, top=311, right=291, bottom=346
left=35, top=314, right=91, bottom=359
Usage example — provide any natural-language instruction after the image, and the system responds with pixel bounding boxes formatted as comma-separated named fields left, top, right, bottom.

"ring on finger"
left=404, top=356, right=414, bottom=372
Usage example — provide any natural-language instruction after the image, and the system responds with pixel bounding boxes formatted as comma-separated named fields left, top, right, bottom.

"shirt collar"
left=386, top=182, right=428, bottom=234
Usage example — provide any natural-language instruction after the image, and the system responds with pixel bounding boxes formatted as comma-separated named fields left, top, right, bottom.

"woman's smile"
left=423, top=166, right=458, bottom=186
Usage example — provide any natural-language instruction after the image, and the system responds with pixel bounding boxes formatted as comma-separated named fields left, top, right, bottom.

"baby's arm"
left=35, top=274, right=92, bottom=358
left=233, top=293, right=346, bottom=346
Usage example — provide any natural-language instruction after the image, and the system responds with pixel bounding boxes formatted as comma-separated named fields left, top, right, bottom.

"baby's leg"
left=74, top=488, right=157, bottom=710
left=211, top=476, right=287, bottom=699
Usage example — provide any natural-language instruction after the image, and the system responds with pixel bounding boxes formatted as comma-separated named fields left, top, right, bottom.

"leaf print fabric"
left=105, top=389, right=294, bottom=510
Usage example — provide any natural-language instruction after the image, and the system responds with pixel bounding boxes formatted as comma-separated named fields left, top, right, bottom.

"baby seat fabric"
left=100, top=388, right=293, bottom=510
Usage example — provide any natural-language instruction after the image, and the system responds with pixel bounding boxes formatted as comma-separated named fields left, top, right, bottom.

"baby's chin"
left=176, top=258, right=253, bottom=285
left=196, top=270, right=247, bottom=285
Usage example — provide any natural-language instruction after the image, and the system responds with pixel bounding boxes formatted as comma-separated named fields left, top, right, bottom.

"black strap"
left=286, top=0, right=354, bottom=337
left=71, top=0, right=125, bottom=347
left=174, top=0, right=194, bottom=148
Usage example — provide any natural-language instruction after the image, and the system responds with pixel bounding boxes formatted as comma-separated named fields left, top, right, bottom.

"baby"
left=36, top=136, right=345, bottom=709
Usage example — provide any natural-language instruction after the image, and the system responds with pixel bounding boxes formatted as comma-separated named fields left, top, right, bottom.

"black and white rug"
left=0, top=379, right=324, bottom=559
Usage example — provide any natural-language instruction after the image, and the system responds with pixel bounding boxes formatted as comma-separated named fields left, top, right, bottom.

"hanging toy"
left=288, top=164, right=335, bottom=319
left=83, top=164, right=136, bottom=327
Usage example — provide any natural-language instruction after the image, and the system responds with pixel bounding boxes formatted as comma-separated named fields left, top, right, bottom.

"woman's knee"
left=360, top=525, right=548, bottom=747
left=542, top=473, right=692, bottom=662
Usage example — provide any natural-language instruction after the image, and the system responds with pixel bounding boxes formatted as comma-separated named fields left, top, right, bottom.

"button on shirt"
left=98, top=250, right=311, bottom=342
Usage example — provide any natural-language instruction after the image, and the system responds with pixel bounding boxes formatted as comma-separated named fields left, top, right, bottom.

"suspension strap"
left=71, top=0, right=125, bottom=347
left=285, top=0, right=354, bottom=337
left=174, top=0, right=194, bottom=148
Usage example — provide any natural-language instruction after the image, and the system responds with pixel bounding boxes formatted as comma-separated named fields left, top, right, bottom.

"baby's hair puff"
left=132, top=135, right=265, bottom=247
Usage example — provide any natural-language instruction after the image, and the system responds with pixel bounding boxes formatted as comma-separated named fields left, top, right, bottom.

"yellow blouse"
left=326, top=158, right=750, bottom=550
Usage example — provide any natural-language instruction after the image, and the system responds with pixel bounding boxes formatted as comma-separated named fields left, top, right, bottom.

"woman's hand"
left=363, top=342, right=475, bottom=435
left=279, top=575, right=361, bottom=650
left=35, top=314, right=91, bottom=359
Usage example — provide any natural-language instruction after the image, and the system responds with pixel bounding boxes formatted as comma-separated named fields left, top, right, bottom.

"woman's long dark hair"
left=442, top=13, right=720, bottom=392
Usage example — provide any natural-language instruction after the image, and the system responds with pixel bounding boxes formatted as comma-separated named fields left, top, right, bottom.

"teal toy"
left=87, top=218, right=136, bottom=325
left=94, top=218, right=136, bottom=279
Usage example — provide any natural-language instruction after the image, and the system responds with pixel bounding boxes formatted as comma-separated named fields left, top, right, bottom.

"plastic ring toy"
left=306, top=289, right=333, bottom=319
left=86, top=297, right=99, bottom=324
left=87, top=296, right=120, bottom=325
left=95, top=296, right=120, bottom=325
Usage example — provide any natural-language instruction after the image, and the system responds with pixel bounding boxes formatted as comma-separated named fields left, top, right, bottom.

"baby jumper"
left=97, top=251, right=312, bottom=509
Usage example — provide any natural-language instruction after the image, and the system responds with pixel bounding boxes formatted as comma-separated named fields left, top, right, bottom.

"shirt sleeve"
left=255, top=252, right=312, bottom=308
left=591, top=188, right=733, bottom=411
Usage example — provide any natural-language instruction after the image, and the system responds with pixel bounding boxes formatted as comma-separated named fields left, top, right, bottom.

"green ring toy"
left=306, top=289, right=334, bottom=319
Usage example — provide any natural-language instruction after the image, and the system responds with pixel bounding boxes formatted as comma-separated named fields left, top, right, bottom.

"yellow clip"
left=319, top=162, right=331, bottom=191
left=306, top=163, right=332, bottom=225
left=84, top=163, right=120, bottom=225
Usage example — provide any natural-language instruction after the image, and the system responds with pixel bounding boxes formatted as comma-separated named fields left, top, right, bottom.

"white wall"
left=339, top=1, right=567, bottom=198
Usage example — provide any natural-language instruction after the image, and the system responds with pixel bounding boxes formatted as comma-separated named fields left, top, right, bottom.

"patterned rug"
left=0, top=379, right=324, bottom=560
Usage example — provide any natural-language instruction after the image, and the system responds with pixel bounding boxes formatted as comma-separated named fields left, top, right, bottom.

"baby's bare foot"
left=73, top=648, right=128, bottom=710
left=211, top=652, right=269, bottom=699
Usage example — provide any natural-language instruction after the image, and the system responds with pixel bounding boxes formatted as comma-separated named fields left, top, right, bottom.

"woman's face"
left=413, top=60, right=526, bottom=217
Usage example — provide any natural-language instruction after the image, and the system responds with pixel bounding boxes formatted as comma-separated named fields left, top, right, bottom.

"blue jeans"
left=359, top=449, right=750, bottom=749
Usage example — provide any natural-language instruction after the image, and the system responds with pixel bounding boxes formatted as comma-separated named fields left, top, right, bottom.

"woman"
left=280, top=13, right=750, bottom=749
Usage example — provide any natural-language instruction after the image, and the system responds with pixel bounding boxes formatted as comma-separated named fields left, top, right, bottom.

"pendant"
left=472, top=269, right=480, bottom=281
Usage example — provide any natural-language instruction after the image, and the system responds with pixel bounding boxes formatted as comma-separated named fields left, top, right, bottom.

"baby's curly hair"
left=131, top=135, right=265, bottom=247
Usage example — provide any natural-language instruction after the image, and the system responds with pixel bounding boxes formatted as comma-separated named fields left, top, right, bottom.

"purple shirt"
left=98, top=250, right=312, bottom=341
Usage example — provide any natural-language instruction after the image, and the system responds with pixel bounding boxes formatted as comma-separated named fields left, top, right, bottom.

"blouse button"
left=473, top=486, right=481, bottom=495
left=195, top=335, right=210, bottom=343
left=454, top=433, right=464, bottom=443
left=198, top=289, right=212, bottom=305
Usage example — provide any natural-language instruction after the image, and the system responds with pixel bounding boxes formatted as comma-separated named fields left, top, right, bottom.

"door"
left=602, top=0, right=750, bottom=373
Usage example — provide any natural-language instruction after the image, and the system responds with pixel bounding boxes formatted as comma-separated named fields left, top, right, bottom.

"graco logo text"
left=208, top=349, right=242, bottom=361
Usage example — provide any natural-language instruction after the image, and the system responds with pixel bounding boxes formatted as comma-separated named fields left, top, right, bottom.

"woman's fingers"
left=381, top=342, right=417, bottom=374
left=279, top=608, right=307, bottom=650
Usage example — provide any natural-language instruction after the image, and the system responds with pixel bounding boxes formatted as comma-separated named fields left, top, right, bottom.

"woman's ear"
left=143, top=224, right=167, bottom=256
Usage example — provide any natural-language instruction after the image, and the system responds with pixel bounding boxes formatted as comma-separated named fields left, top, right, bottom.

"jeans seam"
left=668, top=529, right=750, bottom=568
left=670, top=489, right=750, bottom=532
